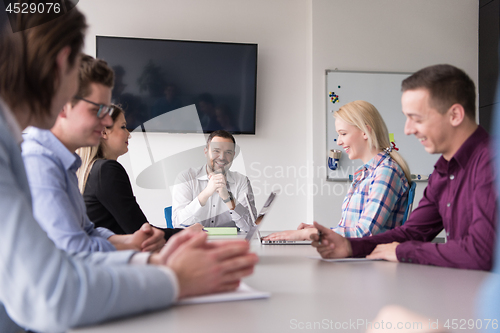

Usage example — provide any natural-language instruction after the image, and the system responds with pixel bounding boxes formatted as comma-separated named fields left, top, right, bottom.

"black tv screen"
left=96, top=36, right=257, bottom=134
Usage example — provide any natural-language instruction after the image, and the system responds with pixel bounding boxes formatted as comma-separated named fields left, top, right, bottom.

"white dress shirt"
left=172, top=165, right=257, bottom=232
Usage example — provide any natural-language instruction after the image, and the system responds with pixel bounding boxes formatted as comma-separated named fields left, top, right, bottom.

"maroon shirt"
left=350, top=126, right=497, bottom=270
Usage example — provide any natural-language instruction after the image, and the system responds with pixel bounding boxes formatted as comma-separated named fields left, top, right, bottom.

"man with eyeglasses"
left=21, top=54, right=166, bottom=253
left=172, top=130, right=257, bottom=232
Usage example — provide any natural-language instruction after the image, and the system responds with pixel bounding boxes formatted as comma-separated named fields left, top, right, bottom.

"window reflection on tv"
left=96, top=36, right=257, bottom=134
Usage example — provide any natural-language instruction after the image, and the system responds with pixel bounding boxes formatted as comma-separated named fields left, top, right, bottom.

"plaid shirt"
left=333, top=152, right=409, bottom=237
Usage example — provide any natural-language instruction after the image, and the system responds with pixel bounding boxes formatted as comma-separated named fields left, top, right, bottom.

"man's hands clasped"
left=198, top=172, right=232, bottom=207
left=149, top=229, right=258, bottom=299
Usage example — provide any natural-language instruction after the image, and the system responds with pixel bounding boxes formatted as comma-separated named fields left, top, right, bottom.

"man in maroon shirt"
left=312, top=64, right=496, bottom=271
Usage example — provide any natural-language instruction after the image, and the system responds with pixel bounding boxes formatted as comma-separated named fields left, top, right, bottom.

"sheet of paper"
left=176, top=283, right=270, bottom=305
left=309, top=256, right=384, bottom=262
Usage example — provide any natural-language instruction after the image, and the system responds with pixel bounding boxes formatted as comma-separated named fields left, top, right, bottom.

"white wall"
left=78, top=0, right=310, bottom=229
left=78, top=0, right=478, bottom=230
left=310, top=0, right=478, bottom=226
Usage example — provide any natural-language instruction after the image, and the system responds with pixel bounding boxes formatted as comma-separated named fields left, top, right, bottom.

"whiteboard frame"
left=325, top=69, right=430, bottom=182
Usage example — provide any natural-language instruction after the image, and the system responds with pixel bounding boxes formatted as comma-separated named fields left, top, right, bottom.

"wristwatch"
left=223, top=191, right=234, bottom=203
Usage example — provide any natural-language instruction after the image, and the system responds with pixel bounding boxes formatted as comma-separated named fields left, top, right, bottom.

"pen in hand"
left=318, top=230, right=323, bottom=245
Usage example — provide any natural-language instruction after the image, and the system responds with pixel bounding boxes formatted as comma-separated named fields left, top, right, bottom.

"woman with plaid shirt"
left=264, top=100, right=411, bottom=240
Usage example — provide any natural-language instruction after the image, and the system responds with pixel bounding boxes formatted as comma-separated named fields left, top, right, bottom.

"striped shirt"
left=333, top=152, right=409, bottom=237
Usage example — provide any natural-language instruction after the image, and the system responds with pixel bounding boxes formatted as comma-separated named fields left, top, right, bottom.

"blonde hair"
left=334, top=100, right=412, bottom=183
left=76, top=104, right=124, bottom=193
left=76, top=146, right=99, bottom=193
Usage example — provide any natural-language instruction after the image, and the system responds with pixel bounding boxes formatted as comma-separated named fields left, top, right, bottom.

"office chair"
left=164, top=206, right=173, bottom=229
left=402, top=182, right=417, bottom=224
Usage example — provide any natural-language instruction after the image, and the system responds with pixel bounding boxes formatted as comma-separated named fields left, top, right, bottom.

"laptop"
left=245, top=192, right=312, bottom=245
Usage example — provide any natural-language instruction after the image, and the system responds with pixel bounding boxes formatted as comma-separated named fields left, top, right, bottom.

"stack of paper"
left=177, top=283, right=270, bottom=305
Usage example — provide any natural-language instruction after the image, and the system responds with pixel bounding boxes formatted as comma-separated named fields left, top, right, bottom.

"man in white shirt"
left=172, top=130, right=257, bottom=231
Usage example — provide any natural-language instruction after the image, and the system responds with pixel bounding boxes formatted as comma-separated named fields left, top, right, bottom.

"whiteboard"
left=326, top=70, right=439, bottom=181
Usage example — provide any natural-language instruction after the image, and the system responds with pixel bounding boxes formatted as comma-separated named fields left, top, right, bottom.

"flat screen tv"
left=96, top=36, right=257, bottom=134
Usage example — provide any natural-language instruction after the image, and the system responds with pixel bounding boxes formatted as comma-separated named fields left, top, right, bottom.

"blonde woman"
left=264, top=100, right=411, bottom=240
left=77, top=105, right=201, bottom=241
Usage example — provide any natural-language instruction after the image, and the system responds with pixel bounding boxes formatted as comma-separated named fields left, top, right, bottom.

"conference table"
left=71, top=234, right=491, bottom=333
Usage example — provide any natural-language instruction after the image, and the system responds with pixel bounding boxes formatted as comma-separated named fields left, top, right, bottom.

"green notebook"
left=204, top=227, right=238, bottom=235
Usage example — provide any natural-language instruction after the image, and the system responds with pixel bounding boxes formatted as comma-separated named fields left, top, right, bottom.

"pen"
left=318, top=230, right=323, bottom=245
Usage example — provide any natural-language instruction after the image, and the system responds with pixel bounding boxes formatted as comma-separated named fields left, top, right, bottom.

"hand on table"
left=149, top=229, right=200, bottom=265
left=297, top=223, right=315, bottom=230
left=262, top=228, right=316, bottom=241
left=366, top=242, right=399, bottom=262
left=140, top=224, right=167, bottom=252
left=108, top=223, right=165, bottom=252
left=310, top=222, right=352, bottom=259
left=186, top=223, right=204, bottom=232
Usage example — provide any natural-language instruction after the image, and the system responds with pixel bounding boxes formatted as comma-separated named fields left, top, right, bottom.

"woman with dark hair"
left=77, top=105, right=202, bottom=240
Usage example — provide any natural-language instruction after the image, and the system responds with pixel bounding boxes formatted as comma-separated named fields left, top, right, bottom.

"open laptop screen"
left=245, top=192, right=277, bottom=241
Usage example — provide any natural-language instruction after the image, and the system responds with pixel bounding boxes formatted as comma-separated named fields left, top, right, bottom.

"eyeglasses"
left=73, top=96, right=115, bottom=118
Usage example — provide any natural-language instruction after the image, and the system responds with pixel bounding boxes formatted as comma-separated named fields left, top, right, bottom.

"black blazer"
left=84, top=159, right=182, bottom=240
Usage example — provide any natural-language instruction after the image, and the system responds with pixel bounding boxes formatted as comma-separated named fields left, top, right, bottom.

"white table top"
left=71, top=238, right=490, bottom=333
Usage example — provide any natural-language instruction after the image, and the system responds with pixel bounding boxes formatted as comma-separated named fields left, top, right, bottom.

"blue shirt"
left=22, top=127, right=116, bottom=252
left=0, top=101, right=176, bottom=332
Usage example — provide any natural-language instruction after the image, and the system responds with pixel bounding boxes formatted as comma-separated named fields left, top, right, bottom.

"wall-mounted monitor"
left=96, top=36, right=258, bottom=134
